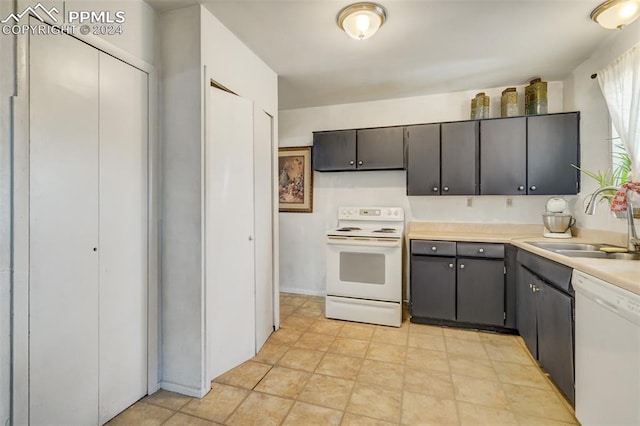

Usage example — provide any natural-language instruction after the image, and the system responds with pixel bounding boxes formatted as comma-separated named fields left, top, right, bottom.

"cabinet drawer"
left=411, top=240, right=456, bottom=256
left=457, top=243, right=504, bottom=258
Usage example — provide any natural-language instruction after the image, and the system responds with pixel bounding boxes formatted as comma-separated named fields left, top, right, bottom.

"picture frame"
left=278, top=146, right=313, bottom=213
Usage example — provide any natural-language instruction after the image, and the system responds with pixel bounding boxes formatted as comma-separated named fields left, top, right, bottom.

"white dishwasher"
left=573, top=270, right=640, bottom=426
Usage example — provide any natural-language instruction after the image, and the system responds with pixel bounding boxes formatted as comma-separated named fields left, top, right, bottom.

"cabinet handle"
left=448, top=263, right=454, bottom=269
left=358, top=161, right=363, bottom=166
left=349, top=160, right=354, bottom=165
left=431, top=246, right=437, bottom=252
left=530, top=185, right=537, bottom=191
left=478, top=248, right=484, bottom=253
left=529, top=283, right=533, bottom=289
left=459, top=264, right=465, bottom=269
left=432, top=186, right=439, bottom=192
left=518, top=185, right=525, bottom=191
left=443, top=186, right=449, bottom=192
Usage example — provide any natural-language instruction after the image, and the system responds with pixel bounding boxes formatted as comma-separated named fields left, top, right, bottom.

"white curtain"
left=597, top=42, right=640, bottom=182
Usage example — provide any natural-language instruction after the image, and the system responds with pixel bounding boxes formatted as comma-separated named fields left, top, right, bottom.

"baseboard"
left=160, top=381, right=210, bottom=398
left=279, top=287, right=325, bottom=297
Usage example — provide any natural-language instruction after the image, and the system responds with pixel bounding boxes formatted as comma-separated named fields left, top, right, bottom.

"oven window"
left=339, top=252, right=385, bottom=285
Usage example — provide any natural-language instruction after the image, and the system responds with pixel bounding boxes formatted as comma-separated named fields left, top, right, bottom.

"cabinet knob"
left=530, top=185, right=537, bottom=191
left=459, top=264, right=465, bottom=269
left=432, top=186, right=439, bottom=192
left=358, top=161, right=363, bottom=166
left=518, top=185, right=525, bottom=191
left=448, top=263, right=454, bottom=269
left=478, top=248, right=484, bottom=253
left=443, top=186, right=450, bottom=192
left=349, top=160, right=354, bottom=165
left=529, top=283, right=533, bottom=289
left=431, top=246, right=437, bottom=251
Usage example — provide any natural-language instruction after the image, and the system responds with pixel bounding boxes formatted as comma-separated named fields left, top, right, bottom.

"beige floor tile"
left=298, top=374, right=355, bottom=410
left=253, top=341, right=289, bottom=365
left=328, top=337, right=370, bottom=358
left=503, top=383, right=577, bottom=423
left=405, top=347, right=450, bottom=373
left=365, top=342, right=407, bottom=364
left=180, top=382, right=249, bottom=423
left=408, top=333, right=446, bottom=352
left=347, top=383, right=402, bottom=423
left=372, top=327, right=408, bottom=346
left=277, top=347, right=325, bottom=372
left=213, top=361, right=271, bottom=389
left=457, top=401, right=518, bottom=426
left=400, top=390, right=458, bottom=426
left=294, top=331, right=336, bottom=351
left=316, top=353, right=363, bottom=380
left=254, top=366, right=310, bottom=398
left=163, top=413, right=221, bottom=426
left=308, top=318, right=344, bottom=336
left=338, top=323, right=376, bottom=341
left=493, top=361, right=550, bottom=389
left=268, top=328, right=303, bottom=346
left=281, top=295, right=308, bottom=308
left=408, top=322, right=444, bottom=336
left=107, top=402, right=174, bottom=426
left=357, top=359, right=404, bottom=389
left=448, top=354, right=498, bottom=380
left=483, top=340, right=533, bottom=364
left=452, top=374, right=509, bottom=408
left=281, top=314, right=316, bottom=331
left=279, top=304, right=297, bottom=317
left=403, top=366, right=454, bottom=398
left=296, top=304, right=325, bottom=318
left=340, top=412, right=397, bottom=426
left=443, top=327, right=482, bottom=341
left=226, top=391, right=294, bottom=426
left=515, top=414, right=578, bottom=425
left=478, top=331, right=519, bottom=345
left=282, top=401, right=343, bottom=426
left=143, top=389, right=192, bottom=411
left=445, top=337, right=489, bottom=359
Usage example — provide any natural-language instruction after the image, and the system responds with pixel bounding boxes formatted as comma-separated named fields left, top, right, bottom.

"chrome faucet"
left=585, top=186, right=640, bottom=252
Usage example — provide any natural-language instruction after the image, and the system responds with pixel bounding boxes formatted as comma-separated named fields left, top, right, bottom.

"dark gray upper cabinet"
left=356, top=127, right=404, bottom=170
left=527, top=112, right=580, bottom=195
left=312, top=130, right=356, bottom=171
left=312, top=127, right=403, bottom=171
left=441, top=121, right=479, bottom=195
left=480, top=117, right=527, bottom=195
left=406, top=124, right=441, bottom=195
left=456, top=258, right=505, bottom=327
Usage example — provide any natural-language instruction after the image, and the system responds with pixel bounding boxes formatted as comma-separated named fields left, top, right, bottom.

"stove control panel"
left=339, top=207, right=404, bottom=221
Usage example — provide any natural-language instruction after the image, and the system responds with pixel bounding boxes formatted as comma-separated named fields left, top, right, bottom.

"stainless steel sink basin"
left=528, top=242, right=640, bottom=260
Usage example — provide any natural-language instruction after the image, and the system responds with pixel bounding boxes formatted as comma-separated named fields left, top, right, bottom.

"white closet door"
left=98, top=53, right=148, bottom=424
left=29, top=27, right=100, bottom=425
left=206, top=88, right=256, bottom=381
left=254, top=110, right=274, bottom=351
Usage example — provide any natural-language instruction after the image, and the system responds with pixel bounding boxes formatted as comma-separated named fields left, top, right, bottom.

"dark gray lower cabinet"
left=457, top=258, right=505, bottom=326
left=410, top=255, right=456, bottom=320
left=517, top=266, right=540, bottom=358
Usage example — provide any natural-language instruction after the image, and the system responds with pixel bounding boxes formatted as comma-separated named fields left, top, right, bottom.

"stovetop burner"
left=373, top=228, right=397, bottom=233
left=336, top=227, right=361, bottom=232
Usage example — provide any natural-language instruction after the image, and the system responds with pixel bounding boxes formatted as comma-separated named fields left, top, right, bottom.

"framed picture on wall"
left=278, top=146, right=313, bottom=213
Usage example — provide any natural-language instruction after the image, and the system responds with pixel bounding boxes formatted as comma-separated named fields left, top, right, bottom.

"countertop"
left=407, top=222, right=640, bottom=296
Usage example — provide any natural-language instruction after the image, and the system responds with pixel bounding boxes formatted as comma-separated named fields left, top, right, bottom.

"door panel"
left=480, top=118, right=527, bottom=195
left=406, top=124, right=440, bottom=195
left=312, top=130, right=356, bottom=171
left=410, top=256, right=456, bottom=320
left=517, top=267, right=538, bottom=358
left=254, top=110, right=274, bottom=352
left=206, top=88, right=256, bottom=381
left=356, top=127, right=404, bottom=170
left=98, top=53, right=149, bottom=423
left=441, top=121, right=478, bottom=195
left=29, top=27, right=100, bottom=425
left=456, top=258, right=505, bottom=326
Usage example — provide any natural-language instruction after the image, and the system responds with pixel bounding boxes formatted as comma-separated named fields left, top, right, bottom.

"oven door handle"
left=326, top=237, right=401, bottom=248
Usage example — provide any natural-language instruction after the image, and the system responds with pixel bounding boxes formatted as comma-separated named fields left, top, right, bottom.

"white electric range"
left=325, top=206, right=404, bottom=327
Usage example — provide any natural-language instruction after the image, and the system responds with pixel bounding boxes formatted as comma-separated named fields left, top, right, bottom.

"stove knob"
left=393, top=210, right=399, bottom=216
left=386, top=209, right=392, bottom=216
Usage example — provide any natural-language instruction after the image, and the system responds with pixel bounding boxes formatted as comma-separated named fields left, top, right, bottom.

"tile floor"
left=108, top=293, right=578, bottom=426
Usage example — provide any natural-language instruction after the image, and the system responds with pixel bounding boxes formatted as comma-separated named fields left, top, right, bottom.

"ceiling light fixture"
left=337, top=2, right=387, bottom=40
left=591, top=0, right=640, bottom=29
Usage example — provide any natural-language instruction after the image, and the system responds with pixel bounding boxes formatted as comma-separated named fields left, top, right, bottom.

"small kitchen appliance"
left=325, top=206, right=404, bottom=327
left=543, top=197, right=575, bottom=239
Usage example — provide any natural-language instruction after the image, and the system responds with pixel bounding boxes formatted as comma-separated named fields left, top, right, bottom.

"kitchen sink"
left=529, top=242, right=605, bottom=251
left=528, top=242, right=640, bottom=260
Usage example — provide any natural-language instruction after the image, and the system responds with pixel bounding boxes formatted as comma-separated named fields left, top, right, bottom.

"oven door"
left=326, top=236, right=402, bottom=302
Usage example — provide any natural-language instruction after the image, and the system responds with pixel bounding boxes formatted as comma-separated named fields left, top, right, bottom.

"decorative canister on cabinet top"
left=470, top=97, right=477, bottom=120
left=474, top=92, right=490, bottom=119
left=501, top=87, right=518, bottom=117
left=525, top=78, right=547, bottom=115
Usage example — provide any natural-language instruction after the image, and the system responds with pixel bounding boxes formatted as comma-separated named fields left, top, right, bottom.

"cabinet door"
left=357, top=127, right=404, bottom=170
left=517, top=266, right=538, bottom=358
left=410, top=256, right=456, bottom=320
left=312, top=130, right=356, bottom=171
left=406, top=124, right=440, bottom=195
left=537, top=282, right=575, bottom=403
left=480, top=117, right=527, bottom=195
left=527, top=113, right=580, bottom=195
left=441, top=121, right=479, bottom=195
left=456, top=258, right=505, bottom=326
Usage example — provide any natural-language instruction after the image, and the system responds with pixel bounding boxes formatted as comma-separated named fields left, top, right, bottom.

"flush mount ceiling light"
left=591, top=0, right=640, bottom=29
left=337, top=2, right=387, bottom=40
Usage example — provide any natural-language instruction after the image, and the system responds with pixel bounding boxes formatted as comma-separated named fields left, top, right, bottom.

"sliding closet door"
left=98, top=53, right=149, bottom=424
left=206, top=87, right=256, bottom=381
left=29, top=28, right=100, bottom=425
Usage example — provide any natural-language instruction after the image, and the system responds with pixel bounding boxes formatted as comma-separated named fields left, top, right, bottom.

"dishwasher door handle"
left=595, top=297, right=620, bottom=314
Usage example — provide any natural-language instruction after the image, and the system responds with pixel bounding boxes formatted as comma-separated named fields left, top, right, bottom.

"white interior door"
left=98, top=53, right=148, bottom=424
left=29, top=26, right=100, bottom=426
left=206, top=87, right=256, bottom=381
left=254, top=110, right=274, bottom=350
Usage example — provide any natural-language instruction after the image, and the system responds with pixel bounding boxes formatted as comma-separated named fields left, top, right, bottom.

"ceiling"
left=145, top=0, right=615, bottom=110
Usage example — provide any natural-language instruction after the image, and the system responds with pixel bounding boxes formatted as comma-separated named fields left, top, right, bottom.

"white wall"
left=279, top=83, right=566, bottom=295
left=564, top=21, right=640, bottom=234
